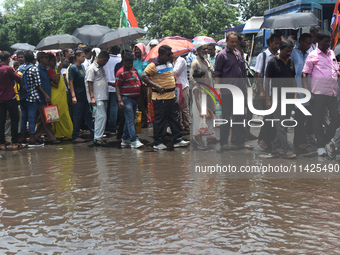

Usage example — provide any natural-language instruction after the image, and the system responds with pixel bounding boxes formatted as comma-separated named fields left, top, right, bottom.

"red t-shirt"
left=115, top=66, right=141, bottom=98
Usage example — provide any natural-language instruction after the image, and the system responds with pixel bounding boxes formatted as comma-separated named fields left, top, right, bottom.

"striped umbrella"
left=217, top=38, right=227, bottom=47
left=192, top=36, right=216, bottom=45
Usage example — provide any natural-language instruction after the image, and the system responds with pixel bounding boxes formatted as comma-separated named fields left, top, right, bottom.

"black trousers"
left=258, top=99, right=276, bottom=145
left=138, top=86, right=148, bottom=126
left=293, top=105, right=313, bottom=145
left=312, top=95, right=340, bottom=148
left=0, top=99, right=19, bottom=144
left=153, top=98, right=182, bottom=145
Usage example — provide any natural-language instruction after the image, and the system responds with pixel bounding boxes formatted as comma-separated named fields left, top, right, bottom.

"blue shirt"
left=37, top=64, right=51, bottom=105
left=290, top=48, right=310, bottom=104
left=133, top=58, right=148, bottom=77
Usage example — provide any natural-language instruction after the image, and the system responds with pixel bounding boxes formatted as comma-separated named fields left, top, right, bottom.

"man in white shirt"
left=173, top=56, right=190, bottom=132
left=86, top=51, right=110, bottom=145
left=254, top=33, right=281, bottom=150
left=82, top=46, right=93, bottom=70
left=103, top=45, right=121, bottom=134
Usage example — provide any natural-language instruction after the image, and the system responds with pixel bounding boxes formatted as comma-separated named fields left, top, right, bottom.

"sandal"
left=257, top=139, right=268, bottom=149
left=221, top=144, right=235, bottom=150
left=9, top=144, right=26, bottom=150
left=197, top=145, right=207, bottom=150
left=234, top=144, right=254, bottom=150
left=93, top=140, right=107, bottom=146
left=272, top=148, right=285, bottom=155
left=0, top=144, right=6, bottom=151
left=284, top=151, right=296, bottom=159
left=325, top=143, right=336, bottom=160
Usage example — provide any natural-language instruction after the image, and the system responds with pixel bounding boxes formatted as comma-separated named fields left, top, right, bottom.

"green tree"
left=133, top=0, right=240, bottom=39
left=236, top=0, right=291, bottom=21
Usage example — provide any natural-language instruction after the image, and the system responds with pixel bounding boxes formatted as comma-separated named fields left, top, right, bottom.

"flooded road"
left=1, top=135, right=340, bottom=254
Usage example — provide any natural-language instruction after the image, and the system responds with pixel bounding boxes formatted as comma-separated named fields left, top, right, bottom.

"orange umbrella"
left=145, top=38, right=195, bottom=62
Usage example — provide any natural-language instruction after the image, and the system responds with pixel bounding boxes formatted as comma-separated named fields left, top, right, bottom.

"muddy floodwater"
left=1, top=135, right=340, bottom=254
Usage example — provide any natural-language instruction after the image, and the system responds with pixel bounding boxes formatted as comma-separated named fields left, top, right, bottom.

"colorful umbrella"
left=217, top=38, right=227, bottom=47
left=160, top=36, right=192, bottom=43
left=145, top=38, right=195, bottom=62
left=192, top=36, right=216, bottom=45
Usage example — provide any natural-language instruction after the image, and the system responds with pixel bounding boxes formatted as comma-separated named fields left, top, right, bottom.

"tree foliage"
left=0, top=0, right=240, bottom=52
left=236, top=0, right=291, bottom=21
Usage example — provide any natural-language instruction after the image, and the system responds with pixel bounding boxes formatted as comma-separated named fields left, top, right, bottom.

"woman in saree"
left=47, top=53, right=73, bottom=139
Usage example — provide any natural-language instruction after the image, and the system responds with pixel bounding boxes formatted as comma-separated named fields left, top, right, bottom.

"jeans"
left=108, top=92, right=118, bottom=133
left=72, top=99, right=94, bottom=140
left=312, top=95, right=340, bottom=148
left=20, top=100, right=38, bottom=134
left=122, top=96, right=139, bottom=142
left=0, top=99, right=19, bottom=144
left=220, top=94, right=245, bottom=146
left=153, top=98, right=182, bottom=145
left=94, top=100, right=108, bottom=141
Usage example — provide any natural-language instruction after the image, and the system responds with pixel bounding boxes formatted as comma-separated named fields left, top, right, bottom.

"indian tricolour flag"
left=120, top=0, right=138, bottom=28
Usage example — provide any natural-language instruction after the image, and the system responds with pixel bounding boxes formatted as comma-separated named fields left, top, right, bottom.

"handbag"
left=43, top=103, right=60, bottom=124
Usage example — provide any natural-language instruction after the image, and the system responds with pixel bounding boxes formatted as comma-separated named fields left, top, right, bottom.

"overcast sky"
left=0, top=0, right=4, bottom=13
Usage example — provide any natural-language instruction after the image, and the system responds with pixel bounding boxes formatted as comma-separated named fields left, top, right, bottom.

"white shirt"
left=103, top=54, right=121, bottom=93
left=85, top=62, right=109, bottom=102
left=254, top=48, right=276, bottom=89
left=173, top=57, right=189, bottom=89
left=307, top=43, right=317, bottom=54
left=83, top=58, right=92, bottom=70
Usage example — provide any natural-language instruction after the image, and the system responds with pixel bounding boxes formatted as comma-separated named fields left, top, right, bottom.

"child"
left=192, top=70, right=214, bottom=150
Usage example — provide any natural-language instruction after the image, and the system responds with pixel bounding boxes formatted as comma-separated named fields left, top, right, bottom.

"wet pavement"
left=1, top=127, right=340, bottom=254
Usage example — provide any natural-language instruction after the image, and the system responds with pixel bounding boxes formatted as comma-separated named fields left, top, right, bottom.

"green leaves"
left=0, top=0, right=241, bottom=51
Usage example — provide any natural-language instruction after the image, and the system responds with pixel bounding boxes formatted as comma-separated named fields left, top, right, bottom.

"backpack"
left=18, top=64, right=34, bottom=101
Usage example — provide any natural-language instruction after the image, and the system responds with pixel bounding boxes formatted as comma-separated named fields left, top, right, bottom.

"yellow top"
left=144, top=62, right=176, bottom=100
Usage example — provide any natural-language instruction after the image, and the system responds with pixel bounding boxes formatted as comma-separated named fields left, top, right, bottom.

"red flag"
left=331, top=0, right=340, bottom=49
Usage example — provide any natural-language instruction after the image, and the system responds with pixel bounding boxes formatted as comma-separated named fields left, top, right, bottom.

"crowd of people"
left=1, top=26, right=340, bottom=159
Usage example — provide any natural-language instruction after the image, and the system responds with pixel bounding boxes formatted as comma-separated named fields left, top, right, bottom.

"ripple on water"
left=1, top=147, right=340, bottom=253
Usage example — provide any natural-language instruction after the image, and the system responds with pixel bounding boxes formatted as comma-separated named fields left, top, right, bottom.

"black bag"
left=18, top=64, right=33, bottom=101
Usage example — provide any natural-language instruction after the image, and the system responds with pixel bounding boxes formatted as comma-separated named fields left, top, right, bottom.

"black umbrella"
left=10, top=43, right=36, bottom=51
left=35, top=34, right=82, bottom=50
left=97, top=27, right=147, bottom=48
left=72, top=24, right=112, bottom=47
left=260, top=13, right=318, bottom=30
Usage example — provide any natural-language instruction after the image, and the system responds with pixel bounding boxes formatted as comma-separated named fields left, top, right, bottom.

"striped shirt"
left=115, top=67, right=141, bottom=98
left=144, top=61, right=176, bottom=100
